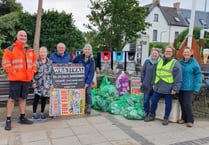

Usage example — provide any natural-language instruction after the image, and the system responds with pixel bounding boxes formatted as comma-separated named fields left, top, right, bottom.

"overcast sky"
left=16, top=0, right=209, bottom=32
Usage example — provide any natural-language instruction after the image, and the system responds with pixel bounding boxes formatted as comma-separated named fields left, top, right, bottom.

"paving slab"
left=52, top=136, right=81, bottom=145
left=71, top=125, right=97, bottom=135
left=1, top=108, right=209, bottom=145
left=77, top=132, right=107, bottom=145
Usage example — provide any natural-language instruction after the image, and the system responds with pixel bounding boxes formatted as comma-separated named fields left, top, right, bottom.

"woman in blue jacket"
left=179, top=47, right=202, bottom=127
left=73, top=44, right=95, bottom=114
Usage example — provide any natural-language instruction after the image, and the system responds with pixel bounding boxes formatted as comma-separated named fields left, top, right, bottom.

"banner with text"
left=130, top=77, right=142, bottom=95
left=49, top=89, right=85, bottom=116
left=52, top=63, right=85, bottom=89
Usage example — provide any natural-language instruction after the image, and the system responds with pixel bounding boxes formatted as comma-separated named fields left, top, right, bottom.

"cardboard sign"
left=52, top=63, right=85, bottom=89
left=49, top=89, right=85, bottom=116
left=130, top=77, right=142, bottom=95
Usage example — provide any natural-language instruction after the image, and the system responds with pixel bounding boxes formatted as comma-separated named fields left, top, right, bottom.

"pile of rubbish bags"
left=92, top=74, right=145, bottom=120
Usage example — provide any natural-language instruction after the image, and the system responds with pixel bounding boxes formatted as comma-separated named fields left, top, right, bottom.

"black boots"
left=144, top=114, right=155, bottom=122
left=86, top=104, right=91, bottom=114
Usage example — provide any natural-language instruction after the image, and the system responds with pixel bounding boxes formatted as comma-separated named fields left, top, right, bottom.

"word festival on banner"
left=52, top=63, right=85, bottom=88
left=130, top=77, right=142, bottom=95
left=49, top=89, right=85, bottom=116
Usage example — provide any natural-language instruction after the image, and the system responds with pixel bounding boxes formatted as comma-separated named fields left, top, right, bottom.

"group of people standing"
left=141, top=45, right=202, bottom=127
left=2, top=30, right=95, bottom=131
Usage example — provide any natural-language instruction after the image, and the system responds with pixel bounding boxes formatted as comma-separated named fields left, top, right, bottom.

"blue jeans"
left=86, top=83, right=92, bottom=105
left=150, top=92, right=172, bottom=119
left=143, top=91, right=153, bottom=115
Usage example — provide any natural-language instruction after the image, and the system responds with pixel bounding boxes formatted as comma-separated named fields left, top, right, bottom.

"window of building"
left=153, top=30, right=158, bottom=41
left=154, top=14, right=159, bottom=22
left=175, top=31, right=179, bottom=38
left=174, top=16, right=180, bottom=22
left=199, top=19, right=207, bottom=26
left=185, top=17, right=190, bottom=24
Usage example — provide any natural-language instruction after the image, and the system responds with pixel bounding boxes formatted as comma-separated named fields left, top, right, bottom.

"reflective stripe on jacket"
left=2, top=40, right=37, bottom=81
left=154, top=58, right=176, bottom=84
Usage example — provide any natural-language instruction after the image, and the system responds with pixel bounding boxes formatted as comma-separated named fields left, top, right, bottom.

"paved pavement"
left=1, top=107, right=209, bottom=145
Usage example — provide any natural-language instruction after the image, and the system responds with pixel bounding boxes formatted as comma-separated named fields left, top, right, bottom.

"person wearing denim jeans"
left=150, top=92, right=172, bottom=120
left=141, top=48, right=161, bottom=121
left=145, top=46, right=182, bottom=125
left=73, top=44, right=95, bottom=114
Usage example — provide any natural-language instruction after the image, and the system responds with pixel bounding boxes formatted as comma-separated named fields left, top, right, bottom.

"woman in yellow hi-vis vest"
left=144, top=46, right=182, bottom=126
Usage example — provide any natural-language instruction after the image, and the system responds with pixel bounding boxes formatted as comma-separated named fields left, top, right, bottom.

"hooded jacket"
left=73, top=54, right=95, bottom=85
left=141, top=56, right=161, bottom=95
left=179, top=57, right=202, bottom=92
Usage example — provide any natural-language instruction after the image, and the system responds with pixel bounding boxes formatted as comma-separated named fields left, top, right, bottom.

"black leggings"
left=33, top=94, right=47, bottom=113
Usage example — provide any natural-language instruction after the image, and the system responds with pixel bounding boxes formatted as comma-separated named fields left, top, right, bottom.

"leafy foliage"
left=85, top=0, right=150, bottom=51
left=175, top=27, right=202, bottom=49
left=0, top=11, right=85, bottom=55
left=0, top=0, right=22, bottom=16
left=40, top=10, right=85, bottom=54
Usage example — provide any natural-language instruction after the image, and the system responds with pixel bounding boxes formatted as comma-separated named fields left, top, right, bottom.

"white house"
left=144, top=0, right=188, bottom=43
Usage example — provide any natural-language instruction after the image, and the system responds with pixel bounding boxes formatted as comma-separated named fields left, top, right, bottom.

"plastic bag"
left=109, top=100, right=129, bottom=115
left=123, top=106, right=145, bottom=120
left=99, top=73, right=111, bottom=89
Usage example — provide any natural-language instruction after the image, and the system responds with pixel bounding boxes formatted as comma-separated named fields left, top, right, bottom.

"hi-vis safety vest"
left=2, top=40, right=37, bottom=82
left=154, top=58, right=177, bottom=84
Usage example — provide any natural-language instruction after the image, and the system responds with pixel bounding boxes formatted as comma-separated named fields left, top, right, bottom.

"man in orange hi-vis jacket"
left=2, top=30, right=37, bottom=131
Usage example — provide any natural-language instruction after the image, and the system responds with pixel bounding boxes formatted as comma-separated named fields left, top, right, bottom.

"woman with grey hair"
left=141, top=48, right=161, bottom=121
left=73, top=44, right=95, bottom=114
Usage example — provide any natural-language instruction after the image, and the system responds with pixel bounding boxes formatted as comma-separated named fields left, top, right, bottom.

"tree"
left=175, top=27, right=202, bottom=49
left=33, top=0, right=43, bottom=56
left=85, top=0, right=150, bottom=51
left=40, top=10, right=85, bottom=53
left=0, top=0, right=22, bottom=16
left=0, top=11, right=85, bottom=54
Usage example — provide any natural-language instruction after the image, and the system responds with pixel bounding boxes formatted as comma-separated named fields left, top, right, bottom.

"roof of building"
left=144, top=1, right=209, bottom=28
left=179, top=8, right=209, bottom=29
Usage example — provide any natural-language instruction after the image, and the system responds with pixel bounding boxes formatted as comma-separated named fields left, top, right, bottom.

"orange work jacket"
left=2, top=40, right=37, bottom=82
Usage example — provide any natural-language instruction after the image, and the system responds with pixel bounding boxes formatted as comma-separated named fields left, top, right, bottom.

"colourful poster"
left=49, top=89, right=85, bottom=116
left=130, top=77, right=142, bottom=95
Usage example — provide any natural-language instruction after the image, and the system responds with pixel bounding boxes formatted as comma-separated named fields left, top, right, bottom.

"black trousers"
left=33, top=94, right=47, bottom=113
left=179, top=91, right=194, bottom=123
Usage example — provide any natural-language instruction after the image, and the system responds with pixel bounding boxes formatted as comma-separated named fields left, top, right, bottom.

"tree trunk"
left=33, top=0, right=43, bottom=57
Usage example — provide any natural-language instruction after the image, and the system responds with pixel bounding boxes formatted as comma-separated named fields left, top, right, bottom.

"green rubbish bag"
left=123, top=106, right=145, bottom=120
left=97, top=99, right=109, bottom=112
left=99, top=85, right=119, bottom=99
left=92, top=95, right=102, bottom=110
left=99, top=73, right=111, bottom=89
left=109, top=100, right=129, bottom=115
left=125, top=94, right=143, bottom=107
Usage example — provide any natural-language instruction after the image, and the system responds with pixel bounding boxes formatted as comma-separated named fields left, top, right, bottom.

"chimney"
left=173, top=2, right=180, bottom=9
left=153, top=0, right=160, bottom=3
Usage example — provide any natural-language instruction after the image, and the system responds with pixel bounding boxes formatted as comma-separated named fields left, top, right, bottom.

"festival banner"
left=52, top=63, right=85, bottom=89
left=49, top=89, right=85, bottom=116
left=130, top=77, right=142, bottom=95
